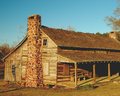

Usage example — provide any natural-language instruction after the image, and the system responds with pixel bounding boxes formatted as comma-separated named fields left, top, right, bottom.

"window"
left=43, top=63, right=49, bottom=75
left=43, top=39, right=48, bottom=46
left=22, top=66, right=26, bottom=79
left=12, top=65, right=16, bottom=77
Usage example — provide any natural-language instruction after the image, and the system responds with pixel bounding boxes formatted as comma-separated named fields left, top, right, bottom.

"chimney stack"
left=27, top=15, right=41, bottom=36
left=109, top=31, right=117, bottom=40
left=25, top=15, right=43, bottom=87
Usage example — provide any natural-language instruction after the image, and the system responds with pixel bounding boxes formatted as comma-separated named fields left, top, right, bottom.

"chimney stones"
left=25, top=15, right=43, bottom=87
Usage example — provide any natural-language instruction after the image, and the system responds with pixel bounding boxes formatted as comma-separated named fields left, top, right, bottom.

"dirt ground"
left=0, top=80, right=120, bottom=96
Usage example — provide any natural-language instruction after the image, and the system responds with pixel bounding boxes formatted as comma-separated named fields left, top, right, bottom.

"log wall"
left=42, top=32, right=58, bottom=84
left=4, top=30, right=59, bottom=85
left=4, top=40, right=28, bottom=82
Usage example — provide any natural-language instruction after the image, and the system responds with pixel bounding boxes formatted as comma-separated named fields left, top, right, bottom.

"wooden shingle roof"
left=41, top=26, right=120, bottom=50
left=3, top=26, right=120, bottom=61
left=58, top=50, right=120, bottom=62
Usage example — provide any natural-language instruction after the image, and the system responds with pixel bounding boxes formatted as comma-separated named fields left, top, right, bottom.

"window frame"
left=42, top=38, right=48, bottom=47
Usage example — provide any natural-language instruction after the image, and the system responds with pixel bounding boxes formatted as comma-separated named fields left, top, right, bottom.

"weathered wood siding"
left=42, top=32, right=58, bottom=84
left=4, top=31, right=59, bottom=85
left=4, top=40, right=28, bottom=82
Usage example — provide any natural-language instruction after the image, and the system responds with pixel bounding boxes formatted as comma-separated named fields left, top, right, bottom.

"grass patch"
left=76, top=84, right=97, bottom=90
left=1, top=80, right=120, bottom=96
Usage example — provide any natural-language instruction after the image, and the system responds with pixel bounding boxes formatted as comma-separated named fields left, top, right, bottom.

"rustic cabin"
left=3, top=15, right=120, bottom=88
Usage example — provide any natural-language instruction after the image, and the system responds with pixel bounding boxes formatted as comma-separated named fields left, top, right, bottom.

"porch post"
left=93, top=64, right=96, bottom=83
left=108, top=63, right=111, bottom=81
left=56, top=63, right=58, bottom=84
left=74, top=62, right=77, bottom=87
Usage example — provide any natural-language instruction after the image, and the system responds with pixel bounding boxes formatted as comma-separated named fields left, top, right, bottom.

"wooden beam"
left=93, top=64, right=96, bottom=83
left=74, top=62, right=77, bottom=87
left=108, top=63, right=111, bottom=81
left=56, top=64, right=58, bottom=84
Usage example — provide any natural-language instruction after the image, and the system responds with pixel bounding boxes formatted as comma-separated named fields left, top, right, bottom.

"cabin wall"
left=4, top=40, right=28, bottom=82
left=4, top=31, right=59, bottom=85
left=42, top=32, right=58, bottom=84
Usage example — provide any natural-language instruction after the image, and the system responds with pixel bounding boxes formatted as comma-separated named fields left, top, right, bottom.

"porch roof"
left=58, top=50, right=120, bottom=63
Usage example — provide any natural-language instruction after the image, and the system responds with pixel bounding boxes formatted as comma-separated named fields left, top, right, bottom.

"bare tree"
left=106, top=0, right=120, bottom=31
left=66, top=26, right=76, bottom=31
left=0, top=43, right=13, bottom=58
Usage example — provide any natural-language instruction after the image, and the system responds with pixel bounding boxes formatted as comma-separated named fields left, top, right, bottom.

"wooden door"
left=63, top=64, right=69, bottom=76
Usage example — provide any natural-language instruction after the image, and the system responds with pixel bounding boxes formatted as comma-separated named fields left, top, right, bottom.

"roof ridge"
left=41, top=26, right=109, bottom=37
left=42, top=25, right=82, bottom=34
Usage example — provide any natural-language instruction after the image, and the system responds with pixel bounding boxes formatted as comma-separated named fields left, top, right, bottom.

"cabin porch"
left=56, top=61, right=120, bottom=88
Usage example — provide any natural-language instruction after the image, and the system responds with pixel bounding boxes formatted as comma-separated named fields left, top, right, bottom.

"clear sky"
left=0, top=0, right=117, bottom=45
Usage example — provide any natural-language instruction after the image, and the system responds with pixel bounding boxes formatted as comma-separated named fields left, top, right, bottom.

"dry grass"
left=0, top=80, right=120, bottom=96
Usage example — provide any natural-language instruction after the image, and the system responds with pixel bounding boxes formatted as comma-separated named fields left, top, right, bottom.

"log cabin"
left=3, top=15, right=120, bottom=88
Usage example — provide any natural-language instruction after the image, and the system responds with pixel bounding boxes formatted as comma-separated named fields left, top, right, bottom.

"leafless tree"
left=106, top=0, right=120, bottom=31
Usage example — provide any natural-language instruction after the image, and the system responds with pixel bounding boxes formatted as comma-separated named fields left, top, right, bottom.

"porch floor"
left=57, top=74, right=120, bottom=88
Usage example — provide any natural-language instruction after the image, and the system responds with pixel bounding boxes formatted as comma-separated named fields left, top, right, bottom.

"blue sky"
left=0, top=0, right=117, bottom=45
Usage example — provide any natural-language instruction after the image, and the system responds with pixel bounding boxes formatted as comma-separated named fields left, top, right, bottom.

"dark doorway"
left=111, top=62, right=120, bottom=76
left=57, top=63, right=70, bottom=76
left=96, top=63, right=108, bottom=77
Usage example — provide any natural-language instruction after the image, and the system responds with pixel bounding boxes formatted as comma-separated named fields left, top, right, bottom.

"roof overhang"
left=2, top=36, right=27, bottom=60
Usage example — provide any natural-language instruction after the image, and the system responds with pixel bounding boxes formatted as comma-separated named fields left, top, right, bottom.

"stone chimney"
left=109, top=31, right=118, bottom=40
left=25, top=15, right=43, bottom=87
